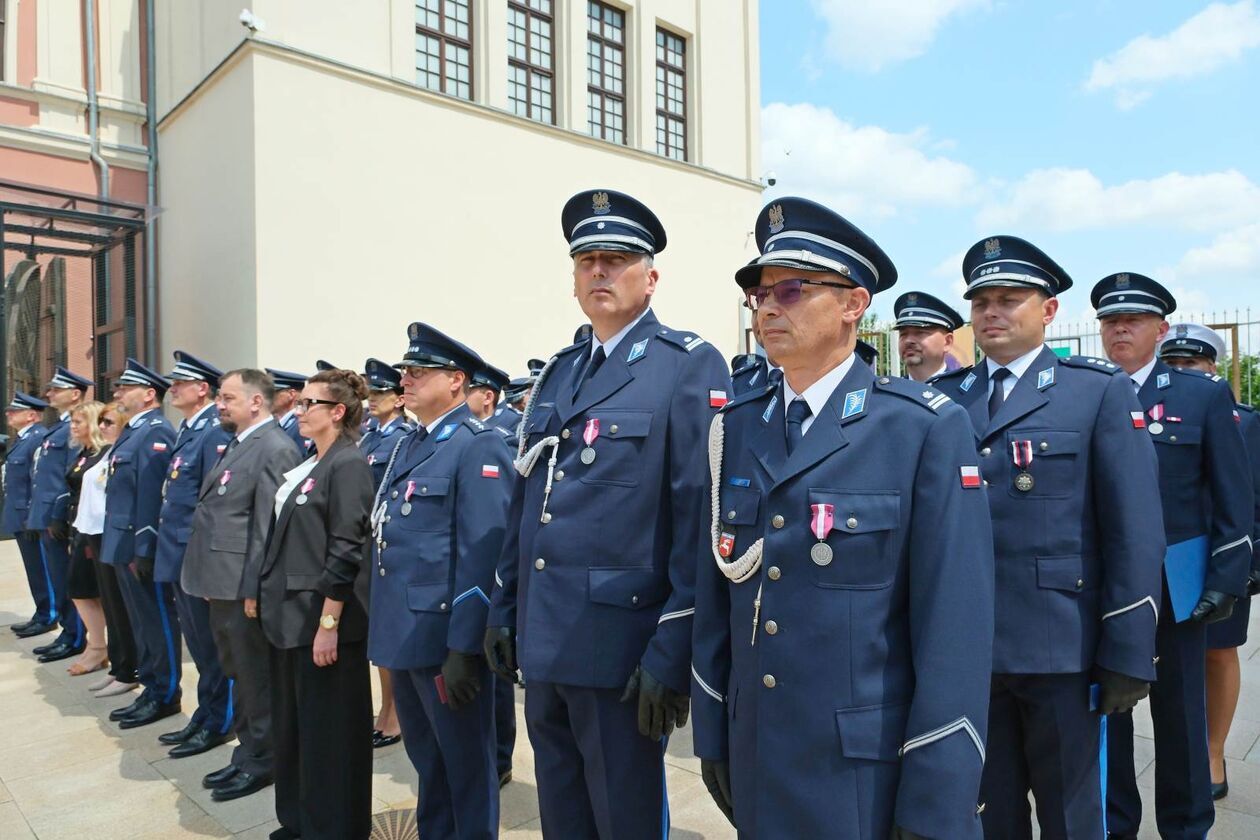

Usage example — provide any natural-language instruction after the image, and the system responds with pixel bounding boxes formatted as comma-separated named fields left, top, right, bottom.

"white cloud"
left=932, top=249, right=966, bottom=279
left=1085, top=1, right=1260, bottom=108
left=1173, top=223, right=1260, bottom=278
left=810, top=0, right=990, bottom=72
left=761, top=102, right=978, bottom=219
left=977, top=167, right=1260, bottom=233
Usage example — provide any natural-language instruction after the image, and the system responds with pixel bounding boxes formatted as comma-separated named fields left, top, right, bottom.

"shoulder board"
left=875, top=375, right=953, bottom=413
left=552, top=340, right=587, bottom=361
left=462, top=416, right=491, bottom=434
left=495, top=426, right=516, bottom=441
left=150, top=417, right=165, bottom=425
left=928, top=365, right=973, bottom=383
left=1169, top=367, right=1225, bottom=386
left=719, top=381, right=777, bottom=413
left=381, top=422, right=404, bottom=436
left=1060, top=355, right=1120, bottom=374
left=1237, top=403, right=1255, bottom=414
left=211, top=417, right=221, bottom=427
left=654, top=327, right=708, bottom=353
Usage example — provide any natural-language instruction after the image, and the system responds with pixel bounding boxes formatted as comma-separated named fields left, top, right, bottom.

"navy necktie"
left=786, top=398, right=811, bottom=455
left=576, top=346, right=606, bottom=396
left=988, top=368, right=1011, bottom=421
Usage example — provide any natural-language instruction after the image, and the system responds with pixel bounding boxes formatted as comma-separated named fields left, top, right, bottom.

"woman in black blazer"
left=259, top=368, right=375, bottom=840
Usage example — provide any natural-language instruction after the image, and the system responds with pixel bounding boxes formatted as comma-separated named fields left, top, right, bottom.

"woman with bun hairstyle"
left=258, top=368, right=375, bottom=840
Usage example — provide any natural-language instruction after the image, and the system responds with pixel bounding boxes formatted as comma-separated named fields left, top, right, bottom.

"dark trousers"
left=89, top=537, right=137, bottom=681
left=39, top=531, right=81, bottom=644
left=14, top=531, right=53, bottom=624
left=495, top=673, right=517, bottom=777
left=114, top=565, right=182, bottom=704
left=525, top=680, right=669, bottom=840
left=208, top=598, right=272, bottom=777
left=173, top=585, right=232, bottom=733
left=981, top=671, right=1103, bottom=840
left=1107, top=600, right=1213, bottom=840
left=394, top=663, right=498, bottom=840
left=270, top=640, right=372, bottom=840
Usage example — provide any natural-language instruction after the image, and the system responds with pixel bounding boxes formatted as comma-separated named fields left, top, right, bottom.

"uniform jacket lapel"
left=199, top=419, right=268, bottom=499
left=771, top=362, right=872, bottom=489
left=752, top=384, right=788, bottom=480
left=983, top=346, right=1059, bottom=442
left=389, top=404, right=472, bottom=486
left=264, top=438, right=349, bottom=575
left=1137, top=359, right=1169, bottom=411
left=557, top=311, right=658, bottom=425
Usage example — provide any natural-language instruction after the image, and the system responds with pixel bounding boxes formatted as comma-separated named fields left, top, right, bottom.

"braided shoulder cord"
left=708, top=412, right=763, bottom=583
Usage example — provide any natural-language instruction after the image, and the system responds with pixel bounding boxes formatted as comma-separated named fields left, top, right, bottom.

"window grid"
left=508, top=0, right=555, bottom=124
left=655, top=28, right=686, bottom=161
left=415, top=0, right=473, bottom=101
left=586, top=1, right=626, bottom=145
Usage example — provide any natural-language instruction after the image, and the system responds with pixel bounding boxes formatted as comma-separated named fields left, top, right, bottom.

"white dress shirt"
left=782, top=351, right=859, bottom=436
left=985, top=344, right=1047, bottom=401
left=590, top=307, right=652, bottom=363
left=1129, top=356, right=1158, bottom=392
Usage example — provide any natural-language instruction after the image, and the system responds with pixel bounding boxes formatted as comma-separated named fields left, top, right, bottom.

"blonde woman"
left=64, top=401, right=109, bottom=675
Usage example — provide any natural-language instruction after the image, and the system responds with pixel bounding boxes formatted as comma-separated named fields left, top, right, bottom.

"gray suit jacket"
left=181, top=419, right=302, bottom=601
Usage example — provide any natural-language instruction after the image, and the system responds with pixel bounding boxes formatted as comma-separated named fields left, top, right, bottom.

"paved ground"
left=0, top=539, right=1258, bottom=838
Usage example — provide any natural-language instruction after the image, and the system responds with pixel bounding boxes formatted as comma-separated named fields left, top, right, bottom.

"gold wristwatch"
left=320, top=614, right=339, bottom=630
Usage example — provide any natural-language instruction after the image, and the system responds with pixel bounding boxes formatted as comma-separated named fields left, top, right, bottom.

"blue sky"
left=758, top=0, right=1260, bottom=324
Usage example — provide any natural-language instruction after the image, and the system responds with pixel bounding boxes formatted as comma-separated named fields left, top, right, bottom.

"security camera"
left=763, top=171, right=777, bottom=187
left=239, top=9, right=265, bottom=31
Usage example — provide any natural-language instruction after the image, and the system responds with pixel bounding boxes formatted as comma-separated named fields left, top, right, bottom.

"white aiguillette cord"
left=708, top=412, right=763, bottom=584
left=514, top=356, right=562, bottom=523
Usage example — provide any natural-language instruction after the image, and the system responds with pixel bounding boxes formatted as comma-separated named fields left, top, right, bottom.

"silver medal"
left=296, top=494, right=308, bottom=505
left=810, top=542, right=833, bottom=566
left=1148, top=422, right=1163, bottom=436
left=400, top=502, right=413, bottom=516
left=1014, top=471, right=1034, bottom=492
left=217, top=485, right=227, bottom=496
left=580, top=447, right=596, bottom=465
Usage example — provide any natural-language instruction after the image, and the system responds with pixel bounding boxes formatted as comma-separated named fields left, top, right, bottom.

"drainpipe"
left=83, top=0, right=110, bottom=199
left=144, top=0, right=157, bottom=365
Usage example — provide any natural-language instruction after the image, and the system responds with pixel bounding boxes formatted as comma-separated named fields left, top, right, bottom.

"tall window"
left=508, top=1, right=554, bottom=124
left=415, top=0, right=473, bottom=101
left=655, top=28, right=686, bottom=161
left=586, top=2, right=625, bottom=145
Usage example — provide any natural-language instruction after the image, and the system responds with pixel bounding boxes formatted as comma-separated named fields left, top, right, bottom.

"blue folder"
left=1165, top=535, right=1209, bottom=623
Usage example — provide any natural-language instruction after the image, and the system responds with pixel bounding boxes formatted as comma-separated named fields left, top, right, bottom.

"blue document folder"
left=1165, top=535, right=1209, bottom=623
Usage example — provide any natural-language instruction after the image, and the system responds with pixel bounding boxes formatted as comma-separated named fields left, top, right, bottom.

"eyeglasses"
left=744, top=277, right=855, bottom=311
left=294, top=398, right=341, bottom=414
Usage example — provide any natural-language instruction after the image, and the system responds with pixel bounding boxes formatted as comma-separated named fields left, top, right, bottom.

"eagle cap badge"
left=983, top=238, right=1002, bottom=259
left=592, top=191, right=611, bottom=215
left=767, top=204, right=785, bottom=234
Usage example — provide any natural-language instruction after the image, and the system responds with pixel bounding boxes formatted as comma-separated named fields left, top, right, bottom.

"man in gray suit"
left=182, top=368, right=301, bottom=802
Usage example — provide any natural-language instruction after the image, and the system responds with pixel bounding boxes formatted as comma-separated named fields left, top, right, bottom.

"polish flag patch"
left=481, top=465, right=500, bottom=479
left=1234, top=410, right=1241, bottom=424
left=709, top=389, right=729, bottom=408
left=216, top=444, right=227, bottom=454
left=960, top=465, right=982, bottom=488
left=152, top=442, right=168, bottom=452
left=1130, top=412, right=1146, bottom=429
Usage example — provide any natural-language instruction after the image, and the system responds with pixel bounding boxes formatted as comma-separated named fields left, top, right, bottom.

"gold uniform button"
left=561, top=429, right=571, bottom=439
left=765, top=620, right=778, bottom=635
left=846, top=517, right=858, bottom=530
left=767, top=566, right=781, bottom=580
left=762, top=674, right=776, bottom=688
left=980, top=447, right=991, bottom=457
left=534, top=558, right=546, bottom=570
left=771, top=514, right=785, bottom=529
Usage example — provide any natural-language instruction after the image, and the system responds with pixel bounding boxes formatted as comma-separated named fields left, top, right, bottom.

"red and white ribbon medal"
left=170, top=456, right=183, bottom=480
left=296, top=477, right=316, bottom=505
left=1011, top=440, right=1034, bottom=492
left=218, top=469, right=232, bottom=495
left=810, top=503, right=835, bottom=566
left=1147, top=403, right=1165, bottom=436
left=580, top=418, right=600, bottom=465
left=401, top=480, right=416, bottom=516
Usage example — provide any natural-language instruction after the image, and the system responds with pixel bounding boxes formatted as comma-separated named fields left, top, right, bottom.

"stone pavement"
left=0, top=536, right=1259, bottom=838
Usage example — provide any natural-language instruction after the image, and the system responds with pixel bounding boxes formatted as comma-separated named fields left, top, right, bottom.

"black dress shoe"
left=202, top=764, right=240, bottom=789
left=210, top=771, right=272, bottom=802
left=169, top=728, right=229, bottom=759
left=32, top=637, right=66, bottom=655
left=372, top=730, right=402, bottom=749
left=118, top=699, right=182, bottom=729
left=1212, top=761, right=1229, bottom=800
left=14, top=621, right=55, bottom=639
left=158, top=721, right=201, bottom=745
left=109, top=698, right=146, bottom=721
left=38, top=641, right=85, bottom=663
left=11, top=618, right=36, bottom=634
left=268, top=827, right=299, bottom=840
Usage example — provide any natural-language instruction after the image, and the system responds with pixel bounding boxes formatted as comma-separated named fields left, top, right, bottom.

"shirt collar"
left=186, top=402, right=215, bottom=427
left=379, top=416, right=401, bottom=434
left=128, top=407, right=157, bottom=428
left=985, top=344, right=1046, bottom=383
left=278, top=409, right=297, bottom=426
left=236, top=416, right=273, bottom=442
left=16, top=423, right=32, bottom=439
left=592, top=307, right=651, bottom=362
left=782, top=351, right=858, bottom=421
left=1129, top=356, right=1158, bottom=389
left=59, top=411, right=70, bottom=422
left=425, top=404, right=463, bottom=434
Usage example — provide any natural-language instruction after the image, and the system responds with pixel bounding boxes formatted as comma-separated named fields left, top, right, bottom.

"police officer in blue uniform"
left=1159, top=324, right=1260, bottom=803
left=469, top=363, right=514, bottom=434
left=359, top=358, right=411, bottom=489
left=931, top=238, right=1165, bottom=839
left=485, top=188, right=729, bottom=839
left=1091, top=276, right=1253, bottom=840
left=368, top=323, right=516, bottom=839
left=28, top=368, right=93, bottom=661
left=690, top=198, right=994, bottom=840
left=153, top=352, right=235, bottom=757
left=3, top=392, right=54, bottom=638
left=893, top=291, right=964, bottom=383
left=266, top=368, right=310, bottom=456
left=101, top=359, right=182, bottom=729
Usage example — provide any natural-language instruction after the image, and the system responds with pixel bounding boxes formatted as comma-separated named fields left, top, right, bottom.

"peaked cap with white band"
left=167, top=351, right=223, bottom=389
left=961, top=235, right=1072, bottom=299
left=1090, top=272, right=1176, bottom=319
left=561, top=188, right=667, bottom=256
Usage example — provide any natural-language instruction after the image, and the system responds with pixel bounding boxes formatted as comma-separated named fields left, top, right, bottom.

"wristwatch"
left=320, top=614, right=339, bottom=630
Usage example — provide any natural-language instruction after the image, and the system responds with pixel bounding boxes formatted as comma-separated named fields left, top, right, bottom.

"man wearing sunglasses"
left=690, top=197, right=994, bottom=839
left=485, top=188, right=728, bottom=839
left=930, top=239, right=1164, bottom=839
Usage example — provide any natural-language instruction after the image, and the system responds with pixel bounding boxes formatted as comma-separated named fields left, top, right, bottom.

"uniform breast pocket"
left=393, top=475, right=451, bottom=532
left=1007, top=430, right=1080, bottom=499
left=808, top=490, right=901, bottom=589
left=1153, top=424, right=1202, bottom=477
left=523, top=404, right=558, bottom=444
left=579, top=410, right=653, bottom=488
left=717, top=486, right=761, bottom=557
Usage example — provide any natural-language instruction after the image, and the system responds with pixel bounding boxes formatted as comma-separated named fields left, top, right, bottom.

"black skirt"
left=66, top=532, right=100, bottom=599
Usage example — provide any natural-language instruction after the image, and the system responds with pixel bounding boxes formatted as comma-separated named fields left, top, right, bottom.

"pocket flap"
left=285, top=574, right=321, bottom=591
left=835, top=701, right=910, bottom=761
left=405, top=476, right=450, bottom=498
left=211, top=535, right=247, bottom=554
left=807, top=491, right=900, bottom=534
left=719, top=487, right=760, bottom=526
left=106, top=512, right=134, bottom=531
left=1153, top=424, right=1201, bottom=445
left=595, top=410, right=653, bottom=439
left=524, top=404, right=557, bottom=436
left=588, top=566, right=669, bottom=609
left=1036, top=554, right=1084, bottom=591
left=1015, top=430, right=1080, bottom=456
left=406, top=581, right=452, bottom=613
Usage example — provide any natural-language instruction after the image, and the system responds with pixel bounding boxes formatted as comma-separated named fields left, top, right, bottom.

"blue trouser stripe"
left=220, top=679, right=236, bottom=735
left=37, top=541, right=58, bottom=623
left=1100, top=714, right=1109, bottom=837
left=661, top=739, right=671, bottom=840
left=153, top=581, right=180, bottom=704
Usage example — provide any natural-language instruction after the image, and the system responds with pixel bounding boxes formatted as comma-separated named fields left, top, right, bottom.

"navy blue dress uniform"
left=690, top=198, right=994, bottom=839
left=28, top=368, right=94, bottom=651
left=729, top=353, right=770, bottom=396
left=930, top=239, right=1166, bottom=839
left=101, top=359, right=182, bottom=722
left=367, top=324, right=516, bottom=839
left=487, top=189, right=730, bottom=840
left=1090, top=279, right=1255, bottom=840
left=155, top=352, right=235, bottom=747
left=266, top=369, right=311, bottom=457
left=2, top=393, right=54, bottom=632
left=358, top=358, right=412, bottom=489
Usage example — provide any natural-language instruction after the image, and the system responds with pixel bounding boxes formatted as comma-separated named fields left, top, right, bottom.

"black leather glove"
left=1094, top=667, right=1150, bottom=715
left=482, top=626, right=519, bottom=683
left=133, top=555, right=155, bottom=583
left=890, top=827, right=929, bottom=840
left=440, top=650, right=483, bottom=711
left=1190, top=588, right=1236, bottom=624
left=47, top=519, right=71, bottom=542
left=1246, top=569, right=1260, bottom=598
left=619, top=665, right=690, bottom=741
left=701, top=759, right=735, bottom=827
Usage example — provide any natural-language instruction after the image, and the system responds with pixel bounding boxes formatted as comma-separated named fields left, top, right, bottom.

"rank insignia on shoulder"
left=627, top=339, right=649, bottom=363
left=960, top=371, right=977, bottom=392
left=1037, top=368, right=1055, bottom=389
left=842, top=389, right=867, bottom=419
left=683, top=335, right=706, bottom=352
left=436, top=424, right=458, bottom=441
left=150, top=417, right=164, bottom=425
